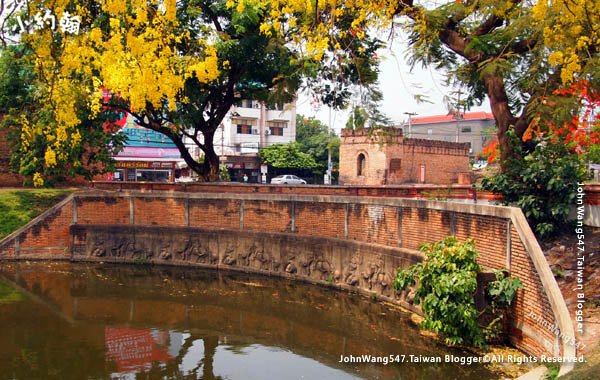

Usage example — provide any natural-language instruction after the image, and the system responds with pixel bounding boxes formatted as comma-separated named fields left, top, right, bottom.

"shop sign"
left=118, top=161, right=174, bottom=169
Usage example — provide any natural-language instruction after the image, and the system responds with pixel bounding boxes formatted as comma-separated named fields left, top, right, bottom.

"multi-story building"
left=399, top=112, right=496, bottom=157
left=112, top=115, right=183, bottom=183
left=210, top=99, right=297, bottom=182
left=108, top=99, right=297, bottom=183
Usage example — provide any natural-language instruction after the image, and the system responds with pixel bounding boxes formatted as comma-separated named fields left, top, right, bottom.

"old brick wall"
left=339, top=128, right=470, bottom=185
left=339, top=130, right=387, bottom=185
left=385, top=140, right=471, bottom=184
left=0, top=191, right=573, bottom=362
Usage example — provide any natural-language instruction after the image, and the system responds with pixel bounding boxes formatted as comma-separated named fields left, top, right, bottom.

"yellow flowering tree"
left=0, top=44, right=126, bottom=187
left=10, top=0, right=597, bottom=183
left=402, top=0, right=598, bottom=166
left=10, top=0, right=382, bottom=182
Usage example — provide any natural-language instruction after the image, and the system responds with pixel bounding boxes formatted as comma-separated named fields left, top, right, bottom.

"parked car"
left=270, top=175, right=307, bottom=185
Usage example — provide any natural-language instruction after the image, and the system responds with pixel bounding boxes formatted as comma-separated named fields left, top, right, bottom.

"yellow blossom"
left=33, top=173, right=44, bottom=187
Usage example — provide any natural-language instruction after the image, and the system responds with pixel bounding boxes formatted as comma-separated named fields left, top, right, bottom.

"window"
left=268, top=121, right=287, bottom=128
left=427, top=128, right=433, bottom=136
left=267, top=121, right=286, bottom=136
left=268, top=103, right=284, bottom=111
left=357, top=153, right=366, bottom=176
left=240, top=99, right=254, bottom=108
left=237, top=124, right=253, bottom=134
left=269, top=127, right=284, bottom=136
left=234, top=118, right=256, bottom=134
left=137, top=169, right=171, bottom=182
left=461, top=127, right=472, bottom=133
left=389, top=159, right=401, bottom=174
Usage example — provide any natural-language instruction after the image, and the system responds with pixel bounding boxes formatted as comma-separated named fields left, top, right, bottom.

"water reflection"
left=0, top=262, right=497, bottom=380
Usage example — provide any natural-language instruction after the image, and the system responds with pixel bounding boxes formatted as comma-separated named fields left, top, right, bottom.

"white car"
left=270, top=175, right=307, bottom=185
left=472, top=161, right=488, bottom=170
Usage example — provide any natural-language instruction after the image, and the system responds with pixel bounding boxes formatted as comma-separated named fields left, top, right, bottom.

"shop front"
left=111, top=160, right=177, bottom=183
left=221, top=155, right=261, bottom=182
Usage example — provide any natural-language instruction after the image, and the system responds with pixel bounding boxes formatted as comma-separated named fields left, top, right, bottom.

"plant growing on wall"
left=483, top=270, right=523, bottom=341
left=394, top=236, right=521, bottom=347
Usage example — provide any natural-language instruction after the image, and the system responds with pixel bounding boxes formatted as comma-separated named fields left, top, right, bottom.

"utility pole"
left=453, top=89, right=464, bottom=143
left=326, top=106, right=332, bottom=185
left=404, top=112, right=417, bottom=138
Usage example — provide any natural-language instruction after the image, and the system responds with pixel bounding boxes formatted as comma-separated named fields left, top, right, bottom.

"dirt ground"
left=540, top=226, right=600, bottom=356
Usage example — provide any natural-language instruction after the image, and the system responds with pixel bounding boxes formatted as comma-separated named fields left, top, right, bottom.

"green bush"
left=394, top=237, right=521, bottom=347
left=481, top=129, right=587, bottom=238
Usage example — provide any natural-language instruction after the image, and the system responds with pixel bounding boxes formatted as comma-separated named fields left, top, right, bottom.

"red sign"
left=105, top=327, right=172, bottom=373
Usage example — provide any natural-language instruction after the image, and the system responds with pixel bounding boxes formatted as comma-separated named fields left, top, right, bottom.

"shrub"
left=394, top=237, right=521, bottom=347
left=481, top=129, right=587, bottom=238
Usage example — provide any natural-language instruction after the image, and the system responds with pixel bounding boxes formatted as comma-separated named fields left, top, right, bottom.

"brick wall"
left=0, top=191, right=574, bottom=365
left=339, top=128, right=470, bottom=185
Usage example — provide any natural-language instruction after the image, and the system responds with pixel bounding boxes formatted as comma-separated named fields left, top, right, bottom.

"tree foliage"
left=344, top=87, right=392, bottom=130
left=258, top=142, right=318, bottom=169
left=0, top=45, right=124, bottom=186
left=5, top=0, right=382, bottom=184
left=398, top=0, right=599, bottom=168
left=296, top=114, right=339, bottom=173
left=394, top=237, right=521, bottom=347
left=482, top=130, right=588, bottom=238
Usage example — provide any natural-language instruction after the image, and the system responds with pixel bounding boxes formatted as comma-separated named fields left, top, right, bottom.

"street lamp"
left=403, top=112, right=417, bottom=138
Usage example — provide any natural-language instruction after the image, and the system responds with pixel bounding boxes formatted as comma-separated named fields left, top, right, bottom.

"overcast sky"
left=296, top=39, right=492, bottom=133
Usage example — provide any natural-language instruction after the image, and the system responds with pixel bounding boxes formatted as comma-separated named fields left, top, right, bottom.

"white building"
left=215, top=99, right=296, bottom=155
left=211, top=99, right=297, bottom=181
left=399, top=112, right=496, bottom=157
left=181, top=99, right=296, bottom=182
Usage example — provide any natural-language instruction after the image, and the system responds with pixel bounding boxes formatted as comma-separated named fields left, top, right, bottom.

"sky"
left=296, top=39, right=492, bottom=133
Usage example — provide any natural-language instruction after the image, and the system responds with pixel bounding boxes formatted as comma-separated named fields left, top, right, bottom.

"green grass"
left=556, top=345, right=600, bottom=380
left=0, top=281, right=25, bottom=304
left=0, top=188, right=73, bottom=240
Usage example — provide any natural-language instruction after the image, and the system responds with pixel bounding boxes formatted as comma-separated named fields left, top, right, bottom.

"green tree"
left=0, top=45, right=124, bottom=186
left=586, top=125, right=600, bottom=164
left=344, top=87, right=392, bottom=130
left=482, top=130, right=588, bottom=238
left=396, top=0, right=600, bottom=169
left=258, top=142, right=318, bottom=170
left=296, top=115, right=340, bottom=174
left=8, top=0, right=381, bottom=183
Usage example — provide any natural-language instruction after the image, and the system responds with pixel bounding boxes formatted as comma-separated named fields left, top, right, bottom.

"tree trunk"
left=201, top=129, right=220, bottom=182
left=483, top=74, right=519, bottom=171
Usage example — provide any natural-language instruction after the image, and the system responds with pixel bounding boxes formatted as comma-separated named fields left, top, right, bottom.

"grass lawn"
left=0, top=188, right=73, bottom=240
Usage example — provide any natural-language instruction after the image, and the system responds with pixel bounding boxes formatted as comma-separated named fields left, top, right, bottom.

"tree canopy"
left=4, top=0, right=382, bottom=184
left=0, top=44, right=125, bottom=186
left=296, top=114, right=339, bottom=173
left=3, top=0, right=599, bottom=185
left=258, top=142, right=318, bottom=169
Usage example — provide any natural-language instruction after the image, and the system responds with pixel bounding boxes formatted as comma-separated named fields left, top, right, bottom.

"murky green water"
left=0, top=262, right=497, bottom=379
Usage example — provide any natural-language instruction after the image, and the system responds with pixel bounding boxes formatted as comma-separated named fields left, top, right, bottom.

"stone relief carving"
left=362, top=255, right=394, bottom=296
left=222, top=243, right=237, bottom=266
left=90, top=237, right=107, bottom=257
left=299, top=252, right=332, bottom=281
left=176, top=238, right=215, bottom=264
left=247, top=242, right=270, bottom=270
left=79, top=226, right=419, bottom=311
left=342, top=255, right=361, bottom=286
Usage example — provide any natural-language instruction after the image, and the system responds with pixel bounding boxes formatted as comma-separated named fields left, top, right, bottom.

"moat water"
left=0, top=262, right=496, bottom=379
